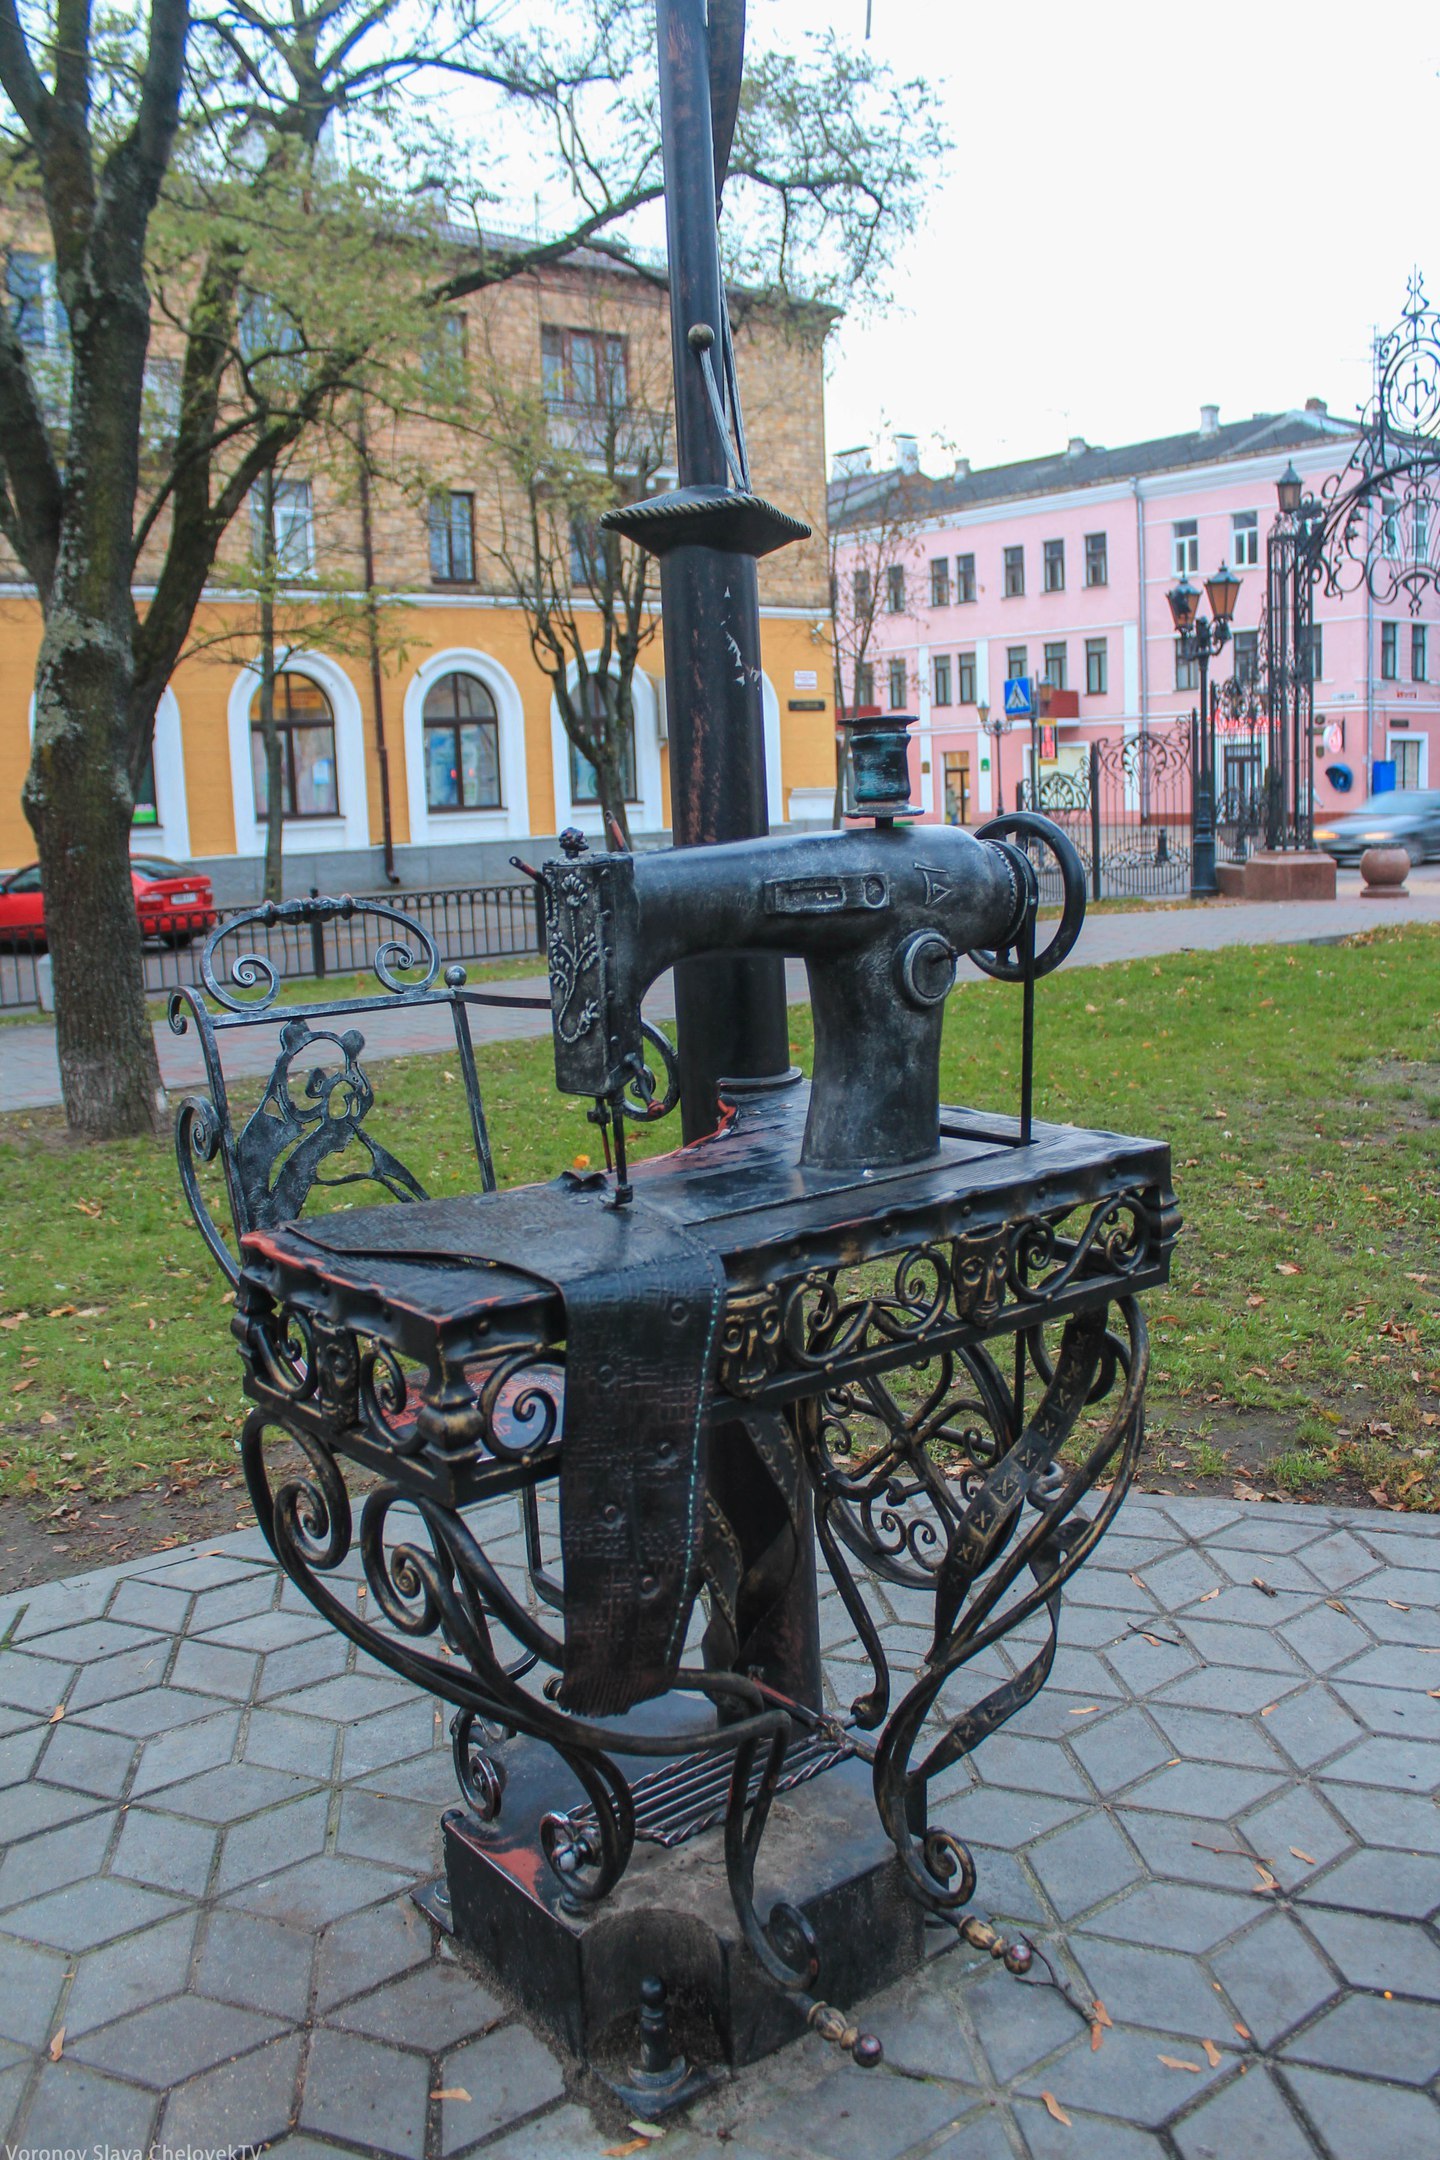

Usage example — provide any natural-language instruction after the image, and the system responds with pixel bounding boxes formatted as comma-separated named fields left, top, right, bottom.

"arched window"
left=249, top=672, right=338, bottom=819
left=568, top=675, right=637, bottom=805
left=423, top=672, right=502, bottom=811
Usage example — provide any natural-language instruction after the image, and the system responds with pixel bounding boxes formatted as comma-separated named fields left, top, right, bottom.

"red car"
left=0, top=856, right=217, bottom=949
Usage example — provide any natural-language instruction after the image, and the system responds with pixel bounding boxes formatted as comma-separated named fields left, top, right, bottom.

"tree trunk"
left=257, top=472, right=286, bottom=901
left=596, top=758, right=634, bottom=850
left=24, top=610, right=165, bottom=1139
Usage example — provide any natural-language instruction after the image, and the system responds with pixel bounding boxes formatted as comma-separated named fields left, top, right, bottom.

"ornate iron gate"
left=1021, top=728, right=1193, bottom=899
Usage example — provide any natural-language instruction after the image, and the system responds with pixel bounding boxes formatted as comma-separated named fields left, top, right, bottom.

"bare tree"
left=827, top=456, right=929, bottom=819
left=0, top=0, right=946, bottom=1136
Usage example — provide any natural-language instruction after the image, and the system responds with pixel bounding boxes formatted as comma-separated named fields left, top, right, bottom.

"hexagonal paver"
left=1279, top=2065, right=1440, bottom=2160
left=19, top=1619, right=165, bottom=1665
left=193, top=1908, right=316, bottom=2020
left=1, top=1875, right=185, bottom=1951
left=708, top=2055, right=969, bottom=2160
left=221, top=1851, right=414, bottom=1929
left=1299, top=1908, right=1440, bottom=1996
left=312, top=1897, right=433, bottom=2013
left=69, top=1993, right=288, bottom=2088
left=1083, top=1882, right=1256, bottom=1956
left=62, top=1912, right=200, bottom=2038
left=1171, top=2065, right=1318, bottom=2160
left=299, top=2025, right=430, bottom=2158
left=1016, top=2021, right=1227, bottom=2130
left=1208, top=1913, right=1341, bottom=2049
left=0, top=1935, right=69, bottom=2049
left=159, top=2028, right=303, bottom=2150
left=331, top=1954, right=504, bottom=2051
left=16, top=2058, right=158, bottom=2149
left=1298, top=1848, right=1440, bottom=1921
left=1281, top=1990, right=1440, bottom=2084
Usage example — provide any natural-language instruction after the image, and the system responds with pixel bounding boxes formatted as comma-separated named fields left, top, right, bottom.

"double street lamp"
left=977, top=698, right=1015, bottom=815
left=1166, top=561, right=1242, bottom=898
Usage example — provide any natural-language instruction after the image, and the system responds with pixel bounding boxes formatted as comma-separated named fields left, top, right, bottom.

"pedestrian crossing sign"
left=1003, top=677, right=1033, bottom=718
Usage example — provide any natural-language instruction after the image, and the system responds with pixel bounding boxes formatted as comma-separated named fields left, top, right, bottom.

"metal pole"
left=650, top=0, right=819, bottom=1715
left=1189, top=642, right=1218, bottom=898
left=654, top=0, right=790, bottom=1142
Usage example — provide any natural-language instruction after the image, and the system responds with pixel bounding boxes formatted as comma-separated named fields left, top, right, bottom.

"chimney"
left=953, top=455, right=972, bottom=479
left=831, top=445, right=872, bottom=481
left=1199, top=404, right=1220, bottom=437
left=1305, top=397, right=1328, bottom=415
left=894, top=432, right=920, bottom=476
left=1066, top=435, right=1087, bottom=458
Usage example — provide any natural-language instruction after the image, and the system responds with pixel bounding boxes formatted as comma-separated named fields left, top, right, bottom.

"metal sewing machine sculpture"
left=540, top=723, right=1083, bottom=1176
left=181, top=0, right=1178, bottom=2106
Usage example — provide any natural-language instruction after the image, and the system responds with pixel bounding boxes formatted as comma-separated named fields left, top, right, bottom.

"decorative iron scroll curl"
left=189, top=895, right=448, bottom=1015
left=717, top=1192, right=1154, bottom=1401
left=1314, top=273, right=1440, bottom=614
left=865, top=1300, right=1147, bottom=1919
left=238, top=1410, right=800, bottom=1928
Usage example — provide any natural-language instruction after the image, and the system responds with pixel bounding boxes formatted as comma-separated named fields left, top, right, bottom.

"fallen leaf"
left=1386, top=1600, right=1410, bottom=1612
left=430, top=2088, right=470, bottom=2103
left=47, top=1704, right=64, bottom=1724
left=11, top=1378, right=33, bottom=1394
left=1201, top=2039, right=1222, bottom=2068
left=1199, top=1586, right=1222, bottom=1602
left=628, top=2125, right=665, bottom=2141
left=1260, top=1703, right=1277, bottom=1717
left=1158, top=2054, right=1203, bottom=2073
left=1325, top=1600, right=1347, bottom=1614
left=1068, top=1705, right=1099, bottom=1715
left=603, top=2144, right=651, bottom=2158
left=1252, top=1863, right=1280, bottom=1893
left=1290, top=1848, right=1318, bottom=1866
left=1092, top=2000, right=1113, bottom=2030
left=1275, top=1262, right=1301, bottom=1276
left=1090, top=2019, right=1104, bottom=2051
left=1129, top=1572, right=1148, bottom=1590
left=1041, top=2092, right=1072, bottom=2126
left=1234, top=2021, right=1252, bottom=2041
left=1245, top=1292, right=1266, bottom=1308
left=47, top=2027, right=64, bottom=2061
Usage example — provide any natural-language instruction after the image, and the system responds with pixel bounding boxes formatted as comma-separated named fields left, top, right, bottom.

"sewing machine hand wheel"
left=968, top=812, right=1087, bottom=983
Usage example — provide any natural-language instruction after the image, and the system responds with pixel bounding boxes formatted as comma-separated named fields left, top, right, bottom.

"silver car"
left=1314, top=789, right=1440, bottom=866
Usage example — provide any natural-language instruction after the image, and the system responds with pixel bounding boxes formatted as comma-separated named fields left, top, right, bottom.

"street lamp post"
left=1166, top=563, right=1242, bottom=899
left=977, top=699, right=1015, bottom=815
left=1267, top=463, right=1325, bottom=851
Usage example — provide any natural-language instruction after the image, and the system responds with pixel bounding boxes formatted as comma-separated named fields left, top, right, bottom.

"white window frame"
left=226, top=651, right=369, bottom=858
left=1172, top=520, right=1199, bottom=576
left=1386, top=731, right=1427, bottom=789
left=403, top=648, right=531, bottom=846
left=549, top=656, right=665, bottom=838
left=1232, top=511, right=1259, bottom=568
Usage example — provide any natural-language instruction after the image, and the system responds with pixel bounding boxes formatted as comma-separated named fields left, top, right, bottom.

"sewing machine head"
left=540, top=716, right=1085, bottom=1172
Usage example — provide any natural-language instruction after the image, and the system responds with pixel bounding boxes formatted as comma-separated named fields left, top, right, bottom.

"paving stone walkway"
left=1, top=1490, right=1437, bottom=2160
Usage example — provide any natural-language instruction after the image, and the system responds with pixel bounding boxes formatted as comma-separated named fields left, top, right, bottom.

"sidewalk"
left=2, top=1489, right=1437, bottom=2157
left=4, top=871, right=1437, bottom=1114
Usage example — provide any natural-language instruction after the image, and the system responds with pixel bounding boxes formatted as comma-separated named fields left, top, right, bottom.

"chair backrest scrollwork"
left=171, top=894, right=524, bottom=1282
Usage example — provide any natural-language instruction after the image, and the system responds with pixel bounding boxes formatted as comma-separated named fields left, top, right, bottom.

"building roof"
left=828, top=406, right=1361, bottom=531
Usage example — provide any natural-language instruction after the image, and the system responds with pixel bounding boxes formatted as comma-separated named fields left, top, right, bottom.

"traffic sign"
left=1003, top=676, right=1033, bottom=718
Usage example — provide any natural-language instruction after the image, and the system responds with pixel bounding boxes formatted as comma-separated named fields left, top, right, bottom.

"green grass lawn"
left=0, top=925, right=1435, bottom=1513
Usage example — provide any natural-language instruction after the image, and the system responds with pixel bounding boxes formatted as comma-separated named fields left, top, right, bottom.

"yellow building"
left=0, top=245, right=837, bottom=900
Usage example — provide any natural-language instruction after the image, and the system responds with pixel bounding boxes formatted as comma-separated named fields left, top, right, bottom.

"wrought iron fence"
left=0, top=879, right=545, bottom=1014
left=1018, top=729, right=1194, bottom=899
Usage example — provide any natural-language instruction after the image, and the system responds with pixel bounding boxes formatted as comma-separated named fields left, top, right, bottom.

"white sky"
left=755, top=0, right=1440, bottom=475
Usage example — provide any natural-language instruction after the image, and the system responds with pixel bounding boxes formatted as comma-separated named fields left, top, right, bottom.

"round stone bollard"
left=1359, top=844, right=1411, bottom=898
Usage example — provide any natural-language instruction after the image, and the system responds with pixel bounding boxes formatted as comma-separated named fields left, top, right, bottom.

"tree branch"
left=0, top=319, right=64, bottom=602
left=0, top=0, right=52, bottom=144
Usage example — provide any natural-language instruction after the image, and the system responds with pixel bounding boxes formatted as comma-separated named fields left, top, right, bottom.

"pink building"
left=830, top=405, right=1439, bottom=836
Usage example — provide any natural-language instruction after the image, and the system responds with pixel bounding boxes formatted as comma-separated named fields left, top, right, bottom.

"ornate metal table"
left=233, top=1072, right=1176, bottom=2077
